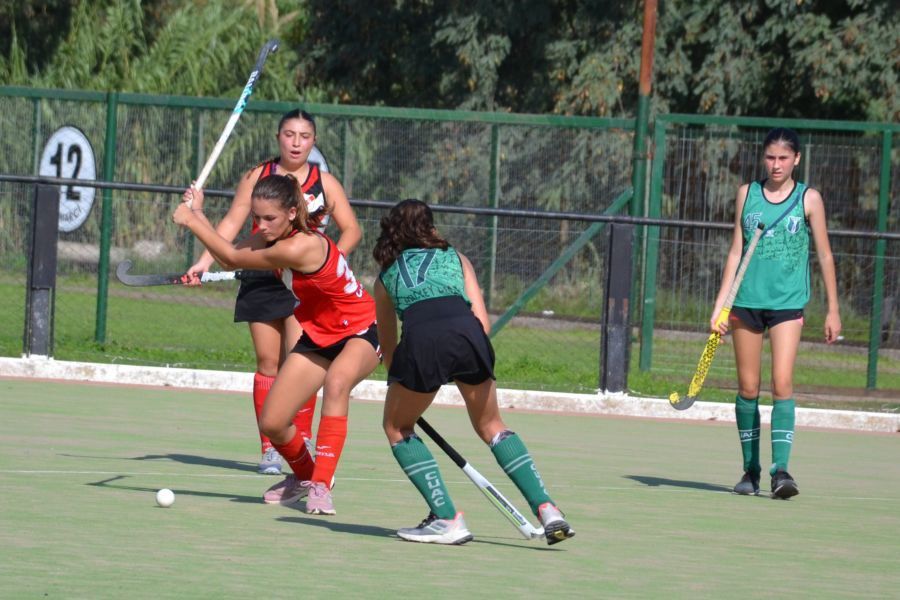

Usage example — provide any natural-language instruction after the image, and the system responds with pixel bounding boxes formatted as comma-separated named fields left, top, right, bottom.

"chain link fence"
left=1, top=87, right=898, bottom=401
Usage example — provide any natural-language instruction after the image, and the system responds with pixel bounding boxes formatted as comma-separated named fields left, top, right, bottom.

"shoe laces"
left=416, top=513, right=439, bottom=528
left=306, top=481, right=329, bottom=498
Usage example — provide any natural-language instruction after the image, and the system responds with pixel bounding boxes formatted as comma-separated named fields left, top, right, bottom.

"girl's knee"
left=258, top=415, right=287, bottom=440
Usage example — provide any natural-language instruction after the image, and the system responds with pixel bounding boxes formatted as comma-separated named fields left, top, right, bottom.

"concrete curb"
left=2, top=356, right=897, bottom=433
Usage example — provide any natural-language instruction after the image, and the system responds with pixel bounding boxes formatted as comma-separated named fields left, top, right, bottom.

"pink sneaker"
left=304, top=481, right=336, bottom=515
left=262, top=475, right=309, bottom=505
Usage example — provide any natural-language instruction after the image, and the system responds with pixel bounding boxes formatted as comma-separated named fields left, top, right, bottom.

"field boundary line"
left=1, top=356, right=897, bottom=433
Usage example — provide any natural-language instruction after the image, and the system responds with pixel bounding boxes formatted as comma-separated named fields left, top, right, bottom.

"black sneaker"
left=733, top=471, right=760, bottom=495
left=770, top=470, right=799, bottom=500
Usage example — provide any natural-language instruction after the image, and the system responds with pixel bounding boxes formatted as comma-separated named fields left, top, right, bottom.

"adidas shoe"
left=304, top=481, right=336, bottom=515
left=733, top=471, right=761, bottom=496
left=258, top=447, right=283, bottom=475
left=397, top=512, right=474, bottom=545
left=262, top=475, right=309, bottom=505
left=770, top=470, right=799, bottom=500
left=538, top=502, right=575, bottom=546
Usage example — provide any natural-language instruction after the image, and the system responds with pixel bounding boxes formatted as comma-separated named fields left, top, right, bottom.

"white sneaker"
left=397, top=512, right=473, bottom=545
left=538, top=502, right=575, bottom=545
left=258, top=447, right=283, bottom=475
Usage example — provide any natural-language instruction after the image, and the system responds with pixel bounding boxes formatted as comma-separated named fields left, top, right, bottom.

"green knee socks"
left=770, top=399, right=796, bottom=476
left=490, top=432, right=552, bottom=515
left=735, top=395, right=761, bottom=474
left=391, top=434, right=456, bottom=519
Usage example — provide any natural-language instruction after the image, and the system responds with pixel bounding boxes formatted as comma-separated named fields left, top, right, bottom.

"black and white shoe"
left=770, top=470, right=799, bottom=500
left=733, top=471, right=761, bottom=496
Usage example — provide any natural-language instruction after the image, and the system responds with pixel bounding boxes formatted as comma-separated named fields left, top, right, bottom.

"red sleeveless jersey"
left=278, top=231, right=375, bottom=347
left=251, top=159, right=330, bottom=233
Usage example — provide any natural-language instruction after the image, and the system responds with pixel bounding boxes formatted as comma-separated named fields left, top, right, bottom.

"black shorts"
left=730, top=307, right=804, bottom=333
left=290, top=322, right=380, bottom=362
left=233, top=274, right=296, bottom=323
left=388, top=297, right=496, bottom=393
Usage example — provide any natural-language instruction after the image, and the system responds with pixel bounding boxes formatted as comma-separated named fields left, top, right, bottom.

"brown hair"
left=252, top=174, right=314, bottom=233
left=373, top=199, right=449, bottom=269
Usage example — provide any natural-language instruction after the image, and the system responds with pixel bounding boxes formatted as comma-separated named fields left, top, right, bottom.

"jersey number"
left=336, top=254, right=364, bottom=297
left=397, top=249, right=436, bottom=289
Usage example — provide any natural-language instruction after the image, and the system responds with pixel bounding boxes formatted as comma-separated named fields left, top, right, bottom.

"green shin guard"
left=770, top=399, right=796, bottom=476
left=735, top=395, right=761, bottom=474
left=490, top=432, right=552, bottom=515
left=392, top=434, right=456, bottom=519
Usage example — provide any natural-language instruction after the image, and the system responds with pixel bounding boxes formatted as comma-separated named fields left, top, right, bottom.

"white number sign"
left=38, top=126, right=97, bottom=233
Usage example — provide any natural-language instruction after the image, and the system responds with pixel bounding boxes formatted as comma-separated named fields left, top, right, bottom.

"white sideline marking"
left=1, top=470, right=896, bottom=502
left=2, top=357, right=898, bottom=433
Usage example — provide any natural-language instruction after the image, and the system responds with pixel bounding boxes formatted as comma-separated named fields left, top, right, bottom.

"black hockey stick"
left=115, top=260, right=255, bottom=287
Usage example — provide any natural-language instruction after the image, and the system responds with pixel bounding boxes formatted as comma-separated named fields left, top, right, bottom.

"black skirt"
left=387, top=297, right=495, bottom=393
left=233, top=274, right=296, bottom=323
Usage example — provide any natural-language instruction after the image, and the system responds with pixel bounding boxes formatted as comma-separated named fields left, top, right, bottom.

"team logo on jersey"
left=786, top=215, right=803, bottom=234
left=305, top=191, right=325, bottom=213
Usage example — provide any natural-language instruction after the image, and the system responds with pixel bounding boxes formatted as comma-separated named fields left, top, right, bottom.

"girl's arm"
left=805, top=188, right=842, bottom=343
left=458, top=252, right=491, bottom=334
left=321, top=172, right=362, bottom=255
left=374, top=278, right=398, bottom=370
left=186, top=167, right=260, bottom=277
left=174, top=188, right=314, bottom=272
left=710, top=184, right=750, bottom=334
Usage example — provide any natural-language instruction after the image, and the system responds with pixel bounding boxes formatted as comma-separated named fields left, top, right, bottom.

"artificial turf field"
left=1, top=378, right=897, bottom=599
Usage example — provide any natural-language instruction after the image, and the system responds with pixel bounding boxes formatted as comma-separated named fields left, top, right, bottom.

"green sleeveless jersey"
left=379, top=246, right=471, bottom=319
left=734, top=180, right=811, bottom=309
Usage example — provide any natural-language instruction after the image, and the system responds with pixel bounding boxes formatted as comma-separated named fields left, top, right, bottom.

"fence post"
left=600, top=223, right=635, bottom=393
left=24, top=184, right=60, bottom=357
left=31, top=97, right=42, bottom=173
left=484, top=124, right=500, bottom=309
left=185, top=108, right=203, bottom=269
left=639, top=121, right=666, bottom=370
left=866, top=128, right=893, bottom=389
left=95, top=91, right=118, bottom=344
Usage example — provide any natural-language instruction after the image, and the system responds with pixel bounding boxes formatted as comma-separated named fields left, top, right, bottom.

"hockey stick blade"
left=115, top=260, right=240, bottom=287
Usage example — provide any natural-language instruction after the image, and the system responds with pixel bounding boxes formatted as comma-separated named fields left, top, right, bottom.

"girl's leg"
left=768, top=319, right=803, bottom=488
left=248, top=320, right=286, bottom=468
left=259, top=352, right=327, bottom=482
left=383, top=383, right=457, bottom=518
left=456, top=378, right=574, bottom=543
left=281, top=317, right=318, bottom=442
left=384, top=383, right=471, bottom=544
left=731, top=321, right=765, bottom=490
left=456, top=379, right=551, bottom=514
left=311, top=339, right=380, bottom=486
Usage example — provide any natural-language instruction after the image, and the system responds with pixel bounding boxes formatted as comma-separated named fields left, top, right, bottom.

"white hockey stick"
left=188, top=39, right=279, bottom=204
left=416, top=417, right=544, bottom=540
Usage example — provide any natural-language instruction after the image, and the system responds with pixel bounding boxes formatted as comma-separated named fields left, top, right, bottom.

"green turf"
left=1, top=378, right=898, bottom=598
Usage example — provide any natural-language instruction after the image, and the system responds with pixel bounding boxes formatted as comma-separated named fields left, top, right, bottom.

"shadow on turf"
left=60, top=452, right=257, bottom=473
left=624, top=475, right=731, bottom=493
left=276, top=516, right=557, bottom=549
left=87, top=475, right=263, bottom=504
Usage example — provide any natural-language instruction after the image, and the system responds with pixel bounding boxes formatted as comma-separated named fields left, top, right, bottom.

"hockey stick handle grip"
left=199, top=270, right=237, bottom=283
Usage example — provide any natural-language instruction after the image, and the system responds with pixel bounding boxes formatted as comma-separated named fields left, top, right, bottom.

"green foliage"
left=3, top=1, right=895, bottom=118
